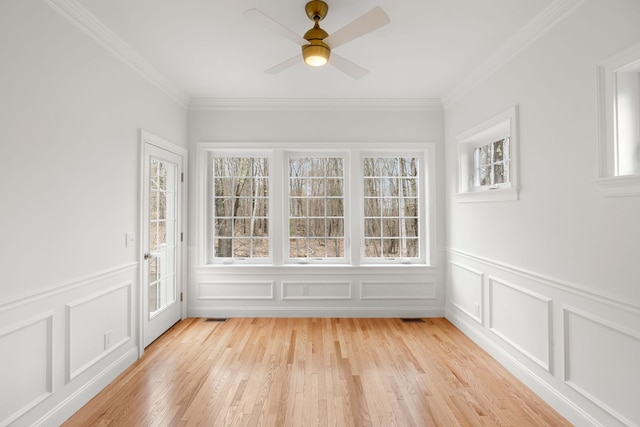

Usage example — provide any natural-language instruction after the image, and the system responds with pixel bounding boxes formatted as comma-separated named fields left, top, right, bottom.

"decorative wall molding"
left=488, top=276, right=552, bottom=373
left=448, top=248, right=640, bottom=314
left=43, top=0, right=189, bottom=107
left=198, top=281, right=275, bottom=300
left=33, top=348, right=138, bottom=427
left=188, top=305, right=444, bottom=318
left=563, top=306, right=640, bottom=426
left=0, top=313, right=53, bottom=427
left=359, top=281, right=436, bottom=300
left=0, top=262, right=137, bottom=312
left=446, top=311, right=600, bottom=426
left=66, top=282, right=132, bottom=382
left=282, top=281, right=352, bottom=300
left=448, top=261, right=483, bottom=325
left=189, top=98, right=443, bottom=112
left=442, top=0, right=586, bottom=108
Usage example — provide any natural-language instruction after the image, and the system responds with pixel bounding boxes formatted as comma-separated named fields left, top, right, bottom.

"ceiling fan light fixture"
left=302, top=43, right=330, bottom=67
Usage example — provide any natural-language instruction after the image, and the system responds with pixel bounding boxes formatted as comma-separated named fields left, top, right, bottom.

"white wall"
left=187, top=106, right=447, bottom=318
left=444, top=0, right=640, bottom=425
left=0, top=0, right=187, bottom=425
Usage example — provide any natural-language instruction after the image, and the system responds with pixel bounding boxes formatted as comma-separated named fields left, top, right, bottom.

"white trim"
left=448, top=261, right=484, bottom=325
left=0, top=263, right=137, bottom=312
left=359, top=281, right=436, bottom=300
left=281, top=281, right=353, bottom=300
left=43, top=0, right=189, bottom=107
left=446, top=310, right=600, bottom=426
left=562, top=306, right=639, bottom=427
left=197, top=281, right=275, bottom=300
left=488, top=276, right=552, bottom=373
left=455, top=106, right=519, bottom=203
left=65, top=282, right=132, bottom=382
left=189, top=98, right=443, bottom=112
left=188, top=306, right=444, bottom=318
left=442, top=0, right=585, bottom=108
left=594, top=175, right=640, bottom=197
left=447, top=248, right=640, bottom=315
left=0, top=313, right=54, bottom=427
left=33, top=348, right=138, bottom=427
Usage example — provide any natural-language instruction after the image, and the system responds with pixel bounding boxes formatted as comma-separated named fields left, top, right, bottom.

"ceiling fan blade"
left=264, top=55, right=301, bottom=74
left=324, top=6, right=390, bottom=49
left=244, top=9, right=307, bottom=46
left=329, top=53, right=369, bottom=80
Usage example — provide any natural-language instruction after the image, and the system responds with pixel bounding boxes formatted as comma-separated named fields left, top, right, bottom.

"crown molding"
left=43, top=0, right=190, bottom=108
left=442, top=0, right=586, bottom=109
left=189, top=98, right=443, bottom=112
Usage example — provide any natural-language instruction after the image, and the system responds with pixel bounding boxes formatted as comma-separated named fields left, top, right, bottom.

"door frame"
left=138, top=130, right=188, bottom=356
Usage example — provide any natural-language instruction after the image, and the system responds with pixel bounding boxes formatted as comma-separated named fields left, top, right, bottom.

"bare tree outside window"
left=212, top=157, right=269, bottom=259
left=289, top=157, right=345, bottom=259
left=363, top=156, right=419, bottom=259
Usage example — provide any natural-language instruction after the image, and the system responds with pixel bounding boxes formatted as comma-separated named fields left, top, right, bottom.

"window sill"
left=195, top=263, right=435, bottom=274
left=455, top=187, right=519, bottom=203
left=595, top=175, right=640, bottom=197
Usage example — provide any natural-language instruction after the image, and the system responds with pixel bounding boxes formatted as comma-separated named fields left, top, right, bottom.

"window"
left=211, top=156, right=269, bottom=262
left=473, top=138, right=510, bottom=189
left=288, top=156, right=346, bottom=261
left=596, top=42, right=640, bottom=196
left=203, top=145, right=431, bottom=266
left=363, top=156, right=420, bottom=260
left=456, top=106, right=519, bottom=202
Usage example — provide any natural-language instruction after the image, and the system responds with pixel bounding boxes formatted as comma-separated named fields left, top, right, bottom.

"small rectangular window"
left=211, top=156, right=269, bottom=261
left=363, top=156, right=420, bottom=260
left=473, top=138, right=510, bottom=188
left=288, top=156, right=346, bottom=261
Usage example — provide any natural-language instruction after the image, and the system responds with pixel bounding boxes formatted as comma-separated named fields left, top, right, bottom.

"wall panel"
left=0, top=313, right=52, bottom=426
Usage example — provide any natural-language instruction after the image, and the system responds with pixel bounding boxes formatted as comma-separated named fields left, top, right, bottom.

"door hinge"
left=181, top=172, right=184, bottom=182
left=180, top=232, right=183, bottom=242
left=180, top=292, right=183, bottom=302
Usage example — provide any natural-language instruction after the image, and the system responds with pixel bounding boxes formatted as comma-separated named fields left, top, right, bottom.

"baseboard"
left=445, top=309, right=599, bottom=426
left=33, top=348, right=138, bottom=426
left=188, top=306, right=445, bottom=318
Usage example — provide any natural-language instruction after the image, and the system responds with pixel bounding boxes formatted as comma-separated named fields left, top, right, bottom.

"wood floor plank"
left=63, top=318, right=571, bottom=427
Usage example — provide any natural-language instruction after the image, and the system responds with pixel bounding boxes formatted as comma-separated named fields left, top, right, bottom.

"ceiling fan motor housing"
left=302, top=1, right=330, bottom=66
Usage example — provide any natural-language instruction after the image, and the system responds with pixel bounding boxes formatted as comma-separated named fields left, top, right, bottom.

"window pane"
left=363, top=156, right=421, bottom=260
left=326, top=239, right=344, bottom=257
left=326, top=198, right=344, bottom=216
left=288, top=156, right=345, bottom=259
left=290, top=198, right=306, bottom=217
left=493, top=139, right=505, bottom=162
left=290, top=219, right=307, bottom=237
left=212, top=156, right=269, bottom=259
left=476, top=166, right=491, bottom=186
left=364, top=239, right=382, bottom=257
left=364, top=218, right=381, bottom=238
left=252, top=238, right=269, bottom=258
left=494, top=163, right=506, bottom=184
left=364, top=198, right=380, bottom=217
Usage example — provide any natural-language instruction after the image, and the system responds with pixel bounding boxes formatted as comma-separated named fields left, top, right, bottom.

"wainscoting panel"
left=282, top=281, right=352, bottom=300
left=446, top=248, right=640, bottom=427
left=198, top=281, right=275, bottom=300
left=489, top=276, right=552, bottom=372
left=0, top=313, right=53, bottom=427
left=448, top=261, right=483, bottom=324
left=359, top=281, right=436, bottom=300
left=564, top=307, right=640, bottom=426
left=66, top=282, right=132, bottom=382
left=0, top=263, right=138, bottom=427
left=189, top=262, right=443, bottom=318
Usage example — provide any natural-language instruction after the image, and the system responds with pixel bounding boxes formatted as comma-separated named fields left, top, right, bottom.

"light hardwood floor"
left=64, top=318, right=570, bottom=426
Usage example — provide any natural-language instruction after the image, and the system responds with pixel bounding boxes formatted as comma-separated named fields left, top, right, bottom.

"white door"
left=142, top=139, right=184, bottom=347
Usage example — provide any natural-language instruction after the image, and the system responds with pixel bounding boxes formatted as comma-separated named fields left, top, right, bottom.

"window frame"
left=596, top=42, right=640, bottom=197
left=284, top=151, right=350, bottom=265
left=455, top=106, right=519, bottom=203
left=360, top=152, right=426, bottom=264
left=206, top=150, right=273, bottom=265
left=197, top=142, right=435, bottom=267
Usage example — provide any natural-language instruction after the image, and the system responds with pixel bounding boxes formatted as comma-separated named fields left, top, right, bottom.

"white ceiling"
left=76, top=0, right=555, bottom=101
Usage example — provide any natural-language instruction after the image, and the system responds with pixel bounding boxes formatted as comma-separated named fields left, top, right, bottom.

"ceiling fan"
left=244, top=1, right=390, bottom=79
